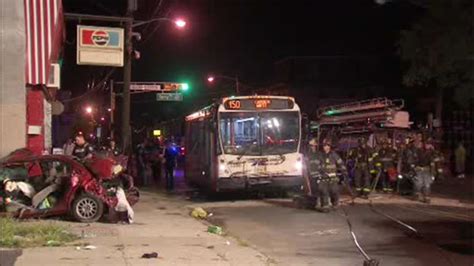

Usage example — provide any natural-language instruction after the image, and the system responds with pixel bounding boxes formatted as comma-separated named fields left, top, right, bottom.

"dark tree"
left=400, top=0, right=473, bottom=115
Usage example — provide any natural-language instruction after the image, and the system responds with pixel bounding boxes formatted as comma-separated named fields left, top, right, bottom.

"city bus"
left=184, top=95, right=304, bottom=192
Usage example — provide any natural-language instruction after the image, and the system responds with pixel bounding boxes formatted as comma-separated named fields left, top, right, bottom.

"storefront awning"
left=24, top=0, right=64, bottom=85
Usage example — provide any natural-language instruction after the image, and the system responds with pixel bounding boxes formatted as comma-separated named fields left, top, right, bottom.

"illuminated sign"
left=227, top=100, right=241, bottom=109
left=153, top=130, right=161, bottom=136
left=77, top=26, right=124, bottom=66
left=224, top=98, right=293, bottom=110
left=254, top=99, right=271, bottom=109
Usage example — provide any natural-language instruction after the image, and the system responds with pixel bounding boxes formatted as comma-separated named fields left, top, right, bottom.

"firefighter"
left=368, top=144, right=380, bottom=190
left=377, top=141, right=397, bottom=193
left=431, top=145, right=445, bottom=181
left=398, top=137, right=418, bottom=186
left=312, top=138, right=348, bottom=212
left=413, top=141, right=436, bottom=203
left=307, top=138, right=322, bottom=207
left=348, top=138, right=371, bottom=197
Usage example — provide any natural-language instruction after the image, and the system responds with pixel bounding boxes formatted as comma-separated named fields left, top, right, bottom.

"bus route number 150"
left=227, top=100, right=241, bottom=109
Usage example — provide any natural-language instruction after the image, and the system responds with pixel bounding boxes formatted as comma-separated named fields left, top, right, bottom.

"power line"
left=63, top=69, right=116, bottom=103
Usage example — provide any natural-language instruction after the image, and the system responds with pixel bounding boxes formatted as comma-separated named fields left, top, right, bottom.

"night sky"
left=62, top=0, right=420, bottom=125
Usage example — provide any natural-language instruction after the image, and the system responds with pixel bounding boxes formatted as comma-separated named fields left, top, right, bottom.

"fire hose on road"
left=339, top=206, right=380, bottom=266
left=338, top=195, right=456, bottom=266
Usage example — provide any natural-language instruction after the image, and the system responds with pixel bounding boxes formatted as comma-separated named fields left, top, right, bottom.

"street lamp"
left=175, top=18, right=186, bottom=28
left=133, top=17, right=187, bottom=29
left=207, top=74, right=240, bottom=95
left=85, top=106, right=93, bottom=114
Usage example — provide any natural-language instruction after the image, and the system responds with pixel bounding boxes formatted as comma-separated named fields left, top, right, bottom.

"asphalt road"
left=196, top=196, right=474, bottom=266
left=163, top=168, right=474, bottom=265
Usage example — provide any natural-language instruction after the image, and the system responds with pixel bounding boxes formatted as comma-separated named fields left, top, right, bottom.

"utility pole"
left=122, top=0, right=136, bottom=153
left=235, top=76, right=240, bottom=95
left=110, top=80, right=115, bottom=139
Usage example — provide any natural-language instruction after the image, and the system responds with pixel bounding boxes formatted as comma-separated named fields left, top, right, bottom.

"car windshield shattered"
left=219, top=111, right=300, bottom=156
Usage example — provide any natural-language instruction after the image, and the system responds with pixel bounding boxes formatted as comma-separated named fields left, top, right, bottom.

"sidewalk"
left=10, top=191, right=270, bottom=266
left=431, top=175, right=474, bottom=203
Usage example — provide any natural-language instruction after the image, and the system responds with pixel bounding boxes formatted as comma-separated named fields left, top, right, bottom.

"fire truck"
left=309, top=97, right=411, bottom=151
left=296, top=98, right=412, bottom=207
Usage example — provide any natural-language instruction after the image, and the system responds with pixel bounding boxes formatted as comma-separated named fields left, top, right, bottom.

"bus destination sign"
left=224, top=98, right=293, bottom=110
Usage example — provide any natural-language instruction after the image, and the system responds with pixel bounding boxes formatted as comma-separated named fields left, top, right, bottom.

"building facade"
left=0, top=0, right=63, bottom=157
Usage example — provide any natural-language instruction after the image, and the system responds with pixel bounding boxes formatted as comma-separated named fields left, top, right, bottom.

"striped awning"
left=24, top=0, right=64, bottom=85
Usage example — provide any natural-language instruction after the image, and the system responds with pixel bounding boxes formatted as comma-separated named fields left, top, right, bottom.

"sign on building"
left=77, top=26, right=124, bottom=67
left=156, top=93, right=183, bottom=101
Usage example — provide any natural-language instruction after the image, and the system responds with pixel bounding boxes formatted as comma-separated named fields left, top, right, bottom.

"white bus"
left=184, top=95, right=304, bottom=192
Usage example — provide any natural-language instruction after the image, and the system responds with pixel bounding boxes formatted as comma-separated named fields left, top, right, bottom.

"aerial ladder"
left=311, top=97, right=410, bottom=137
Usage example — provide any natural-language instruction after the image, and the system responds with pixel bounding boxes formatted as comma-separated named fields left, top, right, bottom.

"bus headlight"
left=219, top=163, right=226, bottom=171
left=295, top=161, right=303, bottom=171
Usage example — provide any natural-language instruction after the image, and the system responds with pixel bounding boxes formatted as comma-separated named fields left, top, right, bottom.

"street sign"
left=130, top=84, right=162, bottom=91
left=77, top=25, right=124, bottom=67
left=156, top=93, right=183, bottom=101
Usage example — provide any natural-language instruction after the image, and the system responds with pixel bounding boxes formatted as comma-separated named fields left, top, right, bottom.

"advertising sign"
left=77, top=26, right=124, bottom=66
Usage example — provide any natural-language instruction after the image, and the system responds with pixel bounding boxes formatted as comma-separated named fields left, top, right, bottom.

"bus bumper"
left=216, top=176, right=304, bottom=191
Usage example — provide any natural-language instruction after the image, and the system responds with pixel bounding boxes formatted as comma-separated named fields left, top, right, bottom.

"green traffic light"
left=181, top=83, right=189, bottom=91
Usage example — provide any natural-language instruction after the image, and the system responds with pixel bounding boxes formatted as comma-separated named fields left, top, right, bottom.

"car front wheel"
left=71, top=193, right=104, bottom=223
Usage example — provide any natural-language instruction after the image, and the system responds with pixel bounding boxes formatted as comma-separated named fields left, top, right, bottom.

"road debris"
left=141, top=252, right=158, bottom=259
left=207, top=225, right=223, bottom=235
left=191, top=207, right=208, bottom=219
left=45, top=240, right=61, bottom=246
left=76, top=245, right=97, bottom=250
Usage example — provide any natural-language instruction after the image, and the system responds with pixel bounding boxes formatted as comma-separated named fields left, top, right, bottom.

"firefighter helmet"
left=322, top=138, right=332, bottom=147
left=309, top=138, right=318, bottom=146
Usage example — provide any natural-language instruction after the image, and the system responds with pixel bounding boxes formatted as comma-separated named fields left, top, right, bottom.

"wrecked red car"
left=0, top=149, right=139, bottom=223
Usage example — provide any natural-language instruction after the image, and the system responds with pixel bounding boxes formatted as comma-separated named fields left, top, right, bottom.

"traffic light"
left=181, top=83, right=189, bottom=91
left=162, top=82, right=190, bottom=92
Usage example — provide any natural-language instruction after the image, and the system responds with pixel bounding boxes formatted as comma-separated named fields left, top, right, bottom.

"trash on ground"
left=225, top=240, right=231, bottom=245
left=191, top=207, right=208, bottom=219
left=46, top=240, right=61, bottom=246
left=83, top=245, right=97, bottom=250
left=141, top=252, right=158, bottom=259
left=207, top=225, right=223, bottom=235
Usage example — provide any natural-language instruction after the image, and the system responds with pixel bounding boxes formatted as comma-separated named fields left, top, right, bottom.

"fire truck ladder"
left=316, top=97, right=404, bottom=126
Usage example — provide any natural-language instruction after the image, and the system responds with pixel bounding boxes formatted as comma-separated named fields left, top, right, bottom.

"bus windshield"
left=219, top=111, right=300, bottom=156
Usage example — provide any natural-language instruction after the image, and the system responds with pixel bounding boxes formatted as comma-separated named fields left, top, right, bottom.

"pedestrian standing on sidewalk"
left=137, top=139, right=151, bottom=186
left=63, top=138, right=75, bottom=156
left=72, top=132, right=94, bottom=161
left=455, top=142, right=466, bottom=179
left=163, top=140, right=178, bottom=191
